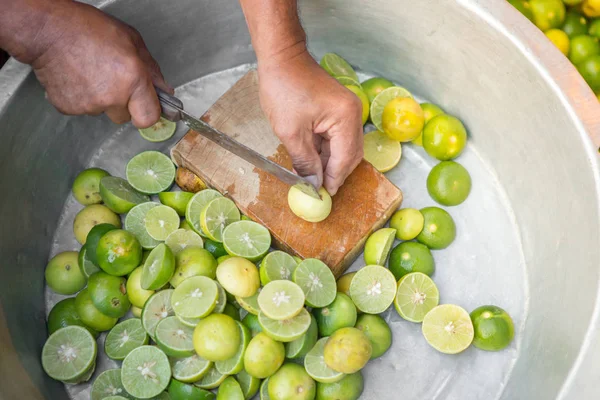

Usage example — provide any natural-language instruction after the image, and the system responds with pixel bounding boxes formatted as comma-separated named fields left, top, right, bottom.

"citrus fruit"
left=388, top=241, right=435, bottom=280
left=304, top=337, right=345, bottom=384
left=170, top=354, right=212, bottom=383
left=212, top=282, right=228, bottom=314
left=370, top=86, right=413, bottom=131
left=126, top=151, right=176, bottom=195
left=260, top=378, right=271, bottom=400
left=583, top=0, right=600, bottom=18
left=121, top=345, right=171, bottom=398
left=315, top=371, right=364, bottom=400
left=382, top=97, right=425, bottom=142
left=124, top=202, right=161, bottom=249
left=90, top=368, right=131, bottom=400
left=172, top=275, right=218, bottom=318
left=361, top=77, right=394, bottom=104
left=530, top=0, right=566, bottom=31
left=168, top=379, right=215, bottom=400
left=177, top=314, right=202, bottom=328
left=237, top=291, right=261, bottom=315
left=73, top=204, right=121, bottom=244
left=389, top=208, right=424, bottom=240
left=394, top=272, right=439, bottom=322
left=214, top=322, right=250, bottom=375
left=131, top=306, right=142, bottom=318
left=314, top=292, right=357, bottom=337
left=545, top=29, right=570, bottom=55
left=508, top=0, right=534, bottom=21
left=47, top=298, right=98, bottom=337
left=354, top=314, right=392, bottom=359
left=323, top=327, right=372, bottom=374
left=200, top=197, right=241, bottom=242
left=470, top=305, right=515, bottom=351
left=160, top=191, right=195, bottom=216
left=155, top=316, right=196, bottom=357
left=45, top=251, right=86, bottom=295
left=590, top=17, right=600, bottom=38
left=293, top=258, right=337, bottom=308
left=422, top=304, right=474, bottom=354
left=427, top=161, right=472, bottom=206
left=88, top=271, right=131, bottom=318
left=345, top=85, right=369, bottom=124
left=144, top=205, right=180, bottom=241
left=349, top=265, right=396, bottom=314
left=180, top=219, right=193, bottom=231
left=194, top=366, right=228, bottom=390
left=363, top=130, right=402, bottom=173
left=268, top=363, right=316, bottom=400
left=204, top=238, right=228, bottom=258
left=193, top=313, right=240, bottom=361
left=96, top=229, right=142, bottom=276
left=412, top=103, right=445, bottom=146
left=217, top=376, right=245, bottom=400
left=216, top=257, right=260, bottom=297
left=165, top=229, right=204, bottom=256
left=336, top=272, right=355, bottom=296
left=236, top=369, right=261, bottom=399
left=416, top=207, right=457, bottom=249
left=287, top=186, right=332, bottom=223
left=72, top=167, right=110, bottom=205
left=141, top=289, right=174, bottom=339
left=170, top=247, right=216, bottom=287
left=335, top=76, right=361, bottom=87
left=126, top=266, right=155, bottom=308
left=100, top=176, right=150, bottom=214
left=78, top=245, right=101, bottom=279
left=422, top=114, right=467, bottom=161
left=142, top=243, right=176, bottom=290
left=260, top=250, right=299, bottom=285
left=223, top=220, right=271, bottom=261
left=75, top=288, right=118, bottom=332
left=244, top=332, right=285, bottom=378
left=258, top=280, right=305, bottom=320
left=363, top=227, right=396, bottom=266
left=258, top=308, right=312, bottom=342
left=185, top=190, right=223, bottom=237
left=569, top=34, right=600, bottom=64
left=285, top=314, right=318, bottom=359
left=105, top=318, right=149, bottom=360
left=85, top=223, right=119, bottom=266
left=320, top=53, right=358, bottom=81
left=242, top=313, right=263, bottom=337
left=577, top=54, right=600, bottom=91
left=563, top=10, right=588, bottom=38
left=41, top=326, right=97, bottom=383
left=138, top=117, right=177, bottom=142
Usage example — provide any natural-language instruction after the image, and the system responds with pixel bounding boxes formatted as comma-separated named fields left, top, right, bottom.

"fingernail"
left=304, top=174, right=321, bottom=189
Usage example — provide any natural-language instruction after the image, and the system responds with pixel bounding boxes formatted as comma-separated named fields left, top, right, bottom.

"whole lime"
left=84, top=223, right=117, bottom=267
left=96, top=229, right=142, bottom=276
left=562, top=11, right=588, bottom=38
left=389, top=208, right=424, bottom=240
left=354, top=314, right=392, bottom=359
left=422, top=114, right=467, bottom=161
left=412, top=103, right=445, bottom=146
left=268, top=363, right=316, bottom=400
left=73, top=204, right=121, bottom=245
left=316, top=371, right=364, bottom=400
left=382, top=97, right=425, bottom=142
left=45, top=251, right=86, bottom=295
left=427, top=161, right=472, bottom=206
left=361, top=77, right=394, bottom=104
left=171, top=247, right=217, bottom=287
left=204, top=239, right=229, bottom=259
left=216, top=257, right=260, bottom=298
left=88, top=271, right=131, bottom=318
left=508, top=0, right=534, bottom=22
left=72, top=168, right=110, bottom=205
left=589, top=18, right=600, bottom=38
left=193, top=314, right=240, bottom=361
left=388, top=241, right=435, bottom=280
left=336, top=272, right=356, bottom=296
left=470, top=305, right=515, bottom=351
left=416, top=207, right=457, bottom=250
left=74, top=288, right=118, bottom=332
left=577, top=54, right=600, bottom=91
left=530, top=0, right=566, bottom=31
left=314, top=292, right=357, bottom=337
left=244, top=332, right=285, bottom=379
left=345, top=85, right=370, bottom=125
left=569, top=35, right=600, bottom=64
left=323, top=327, right=372, bottom=374
left=545, top=29, right=570, bottom=55
left=47, top=298, right=99, bottom=337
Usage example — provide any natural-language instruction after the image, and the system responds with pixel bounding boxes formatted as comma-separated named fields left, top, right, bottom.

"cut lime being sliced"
left=258, top=308, right=311, bottom=342
left=41, top=326, right=97, bottom=383
left=217, top=376, right=245, bottom=400
left=422, top=304, right=474, bottom=354
left=165, top=229, right=204, bottom=255
left=215, top=322, right=251, bottom=375
left=139, top=117, right=177, bottom=142
left=304, top=337, right=345, bottom=384
left=100, top=176, right=150, bottom=214
left=285, top=314, right=318, bottom=359
left=78, top=245, right=101, bottom=278
left=222, top=221, right=271, bottom=262
left=258, top=280, right=305, bottom=320
left=194, top=365, right=228, bottom=390
left=142, top=243, right=176, bottom=290
left=320, top=53, right=358, bottom=81
left=185, top=190, right=223, bottom=237
left=394, top=272, right=439, bottom=323
left=105, top=318, right=149, bottom=361
left=126, top=151, right=176, bottom=195
left=363, top=228, right=397, bottom=266
left=363, top=131, right=402, bottom=173
left=145, top=205, right=180, bottom=241
left=292, top=259, right=337, bottom=308
left=370, top=86, right=414, bottom=132
left=237, top=369, right=261, bottom=400
left=125, top=202, right=161, bottom=249
left=200, top=197, right=241, bottom=242
left=170, top=354, right=213, bottom=383
left=237, top=290, right=261, bottom=315
left=91, top=369, right=133, bottom=400
left=171, top=275, right=218, bottom=318
left=141, top=289, right=174, bottom=339
left=260, top=378, right=270, bottom=400
left=260, top=251, right=298, bottom=285
left=121, top=345, right=171, bottom=398
left=155, top=316, right=195, bottom=358
left=349, top=265, right=397, bottom=314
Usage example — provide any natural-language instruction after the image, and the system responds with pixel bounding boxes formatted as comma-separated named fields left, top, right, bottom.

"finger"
left=128, top=75, right=162, bottom=129
left=138, top=45, right=174, bottom=94
left=319, top=139, right=331, bottom=170
left=105, top=106, right=132, bottom=125
left=323, top=121, right=363, bottom=196
left=280, top=128, right=324, bottom=189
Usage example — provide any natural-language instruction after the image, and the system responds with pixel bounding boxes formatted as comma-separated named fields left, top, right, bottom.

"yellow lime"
left=363, top=130, right=402, bottom=172
left=345, top=85, right=369, bottom=124
left=422, top=304, right=474, bottom=354
left=382, top=97, right=425, bottom=142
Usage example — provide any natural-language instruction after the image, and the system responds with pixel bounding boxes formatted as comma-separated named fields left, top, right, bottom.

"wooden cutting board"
left=171, top=71, right=402, bottom=277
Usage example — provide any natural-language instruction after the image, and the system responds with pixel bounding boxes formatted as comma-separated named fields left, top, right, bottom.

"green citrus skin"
left=354, top=314, right=392, bottom=359
left=315, top=371, right=364, bottom=400
left=470, top=305, right=515, bottom=351
left=47, top=298, right=99, bottom=338
left=45, top=251, right=87, bottom=295
left=388, top=241, right=435, bottom=280
left=88, top=271, right=131, bottom=318
left=314, top=293, right=357, bottom=337
left=72, top=168, right=110, bottom=205
left=268, top=363, right=316, bottom=400
left=96, top=229, right=142, bottom=276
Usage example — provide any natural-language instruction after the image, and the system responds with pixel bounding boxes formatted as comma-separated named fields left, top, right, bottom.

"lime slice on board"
left=363, top=228, right=397, bottom=266
left=41, top=326, right=97, bottom=383
left=159, top=191, right=194, bottom=216
left=304, top=337, right=345, bottom=383
left=237, top=290, right=261, bottom=315
left=422, top=304, right=474, bottom=354
left=170, top=354, right=213, bottom=383
left=292, top=259, right=337, bottom=308
left=126, top=151, right=176, bottom=195
left=165, top=229, right=204, bottom=255
left=258, top=280, right=305, bottom=320
left=105, top=318, right=149, bottom=360
left=394, top=272, right=439, bottom=322
left=125, top=202, right=162, bottom=249
left=194, top=365, right=228, bottom=390
left=260, top=251, right=298, bottom=285
left=370, top=86, right=413, bottom=132
left=141, top=243, right=176, bottom=290
left=200, top=197, right=241, bottom=242
left=100, top=176, right=150, bottom=214
left=349, top=265, right=397, bottom=314
left=185, top=190, right=223, bottom=237
left=145, top=205, right=180, bottom=241
left=258, top=308, right=311, bottom=342
left=215, top=322, right=251, bottom=375
left=223, top=221, right=271, bottom=262
left=320, top=53, right=358, bottom=81
left=155, top=316, right=196, bottom=358
left=138, top=117, right=177, bottom=142
left=363, top=131, right=402, bottom=173
left=121, top=345, right=171, bottom=398
left=141, top=289, right=174, bottom=339
left=285, top=313, right=318, bottom=359
left=171, top=275, right=218, bottom=318
left=217, top=376, right=245, bottom=400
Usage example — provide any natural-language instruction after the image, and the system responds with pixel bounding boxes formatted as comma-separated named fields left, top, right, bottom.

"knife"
left=155, top=87, right=321, bottom=200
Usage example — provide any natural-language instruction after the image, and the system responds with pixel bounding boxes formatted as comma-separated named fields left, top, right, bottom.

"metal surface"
left=0, top=1, right=599, bottom=400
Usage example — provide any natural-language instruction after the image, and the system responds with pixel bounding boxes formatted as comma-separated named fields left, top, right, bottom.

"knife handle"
left=155, top=86, right=183, bottom=122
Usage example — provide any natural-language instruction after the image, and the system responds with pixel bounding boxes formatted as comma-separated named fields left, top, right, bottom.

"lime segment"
left=223, top=221, right=271, bottom=261
left=41, top=326, right=97, bottom=382
left=105, top=318, right=149, bottom=360
left=215, top=322, right=251, bottom=375
left=364, top=228, right=396, bottom=265
left=100, top=176, right=150, bottom=214
left=139, top=117, right=177, bottom=142
left=370, top=86, right=413, bottom=132
left=422, top=304, right=474, bottom=354
left=349, top=265, right=397, bottom=314
left=142, top=243, right=176, bottom=290
left=292, top=259, right=337, bottom=308
left=260, top=251, right=298, bottom=285
left=185, top=190, right=223, bottom=237
left=126, top=151, right=176, bottom=195
left=91, top=368, right=133, bottom=400
left=145, top=205, right=180, bottom=241
left=258, top=308, right=312, bottom=342
left=363, top=131, right=402, bottom=173
left=304, top=337, right=345, bottom=383
left=200, top=197, right=240, bottom=242
left=170, top=354, right=213, bottom=383
left=165, top=229, right=204, bottom=255
left=125, top=202, right=162, bottom=249
left=141, top=289, right=174, bottom=339
left=121, top=345, right=171, bottom=398
left=172, top=275, right=218, bottom=318
left=320, top=53, right=358, bottom=81
left=155, top=316, right=195, bottom=358
left=194, top=366, right=228, bottom=390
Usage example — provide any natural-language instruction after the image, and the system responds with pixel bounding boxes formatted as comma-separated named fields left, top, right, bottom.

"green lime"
left=304, top=337, right=345, bottom=384
left=194, top=365, right=228, bottom=390
left=193, top=314, right=240, bottom=361
left=126, top=151, right=176, bottom=195
left=394, top=272, right=439, bottom=322
left=170, top=354, right=212, bottom=383
left=180, top=219, right=193, bottom=231
left=242, top=313, right=263, bottom=337
left=165, top=229, right=204, bottom=256
left=382, top=97, right=425, bottom=142
left=121, top=345, right=171, bottom=398
left=361, top=77, right=394, bottom=104
left=363, top=228, right=396, bottom=266
left=74, top=204, right=122, bottom=245
left=388, top=242, right=435, bottom=280
left=213, top=281, right=228, bottom=314
left=315, top=372, right=364, bottom=400
left=205, top=238, right=228, bottom=258
left=88, top=271, right=131, bottom=318
left=335, top=76, right=361, bottom=87
left=215, top=322, right=251, bottom=375
left=577, top=54, right=600, bottom=91
left=186, top=190, right=223, bottom=237
left=142, top=243, right=176, bottom=290
left=45, top=251, right=86, bottom=295
left=100, top=176, right=150, bottom=214
left=103, top=397, right=129, bottom=400
left=422, top=304, right=474, bottom=354
left=91, top=368, right=132, bottom=400
left=569, top=34, right=600, bottom=64
left=285, top=313, right=318, bottom=359
left=168, top=379, right=215, bottom=400
left=145, top=205, right=180, bottom=241
left=258, top=308, right=312, bottom=342
left=412, top=103, right=445, bottom=146
left=131, top=306, right=142, bottom=318
left=345, top=85, right=369, bottom=125
left=141, top=289, right=174, bottom=339
left=422, top=114, right=467, bottom=161
left=41, top=326, right=97, bottom=383
left=258, top=280, right=305, bottom=320
left=349, top=265, right=396, bottom=314
left=96, top=229, right=142, bottom=276
left=590, top=17, right=600, bottom=38
left=155, top=316, right=195, bottom=357
left=314, top=292, right=357, bottom=337
left=389, top=208, right=424, bottom=240
left=236, top=369, right=261, bottom=399
left=75, top=288, right=118, bottom=332
left=323, top=327, right=371, bottom=374
left=268, top=363, right=316, bottom=400
left=217, top=257, right=261, bottom=297
left=105, top=318, right=149, bottom=360
left=336, top=272, right=355, bottom=297
left=427, top=161, right=472, bottom=206
left=47, top=298, right=98, bottom=337
left=260, top=251, right=299, bottom=285
left=370, top=86, right=413, bottom=132
left=85, top=223, right=119, bottom=266
left=222, top=220, right=271, bottom=261
left=416, top=207, right=457, bottom=249
left=244, top=332, right=285, bottom=378
left=79, top=245, right=101, bottom=279
left=508, top=0, right=534, bottom=21
left=320, top=53, right=358, bottom=81
left=217, top=377, right=245, bottom=400
left=72, top=168, right=110, bottom=206
left=293, top=258, right=337, bottom=308
left=139, top=117, right=177, bottom=142
left=354, top=314, right=392, bottom=359
left=177, top=314, right=201, bottom=328
left=200, top=197, right=240, bottom=242
left=124, top=202, right=161, bottom=250
left=171, top=247, right=216, bottom=287
left=362, top=130, right=402, bottom=173
left=530, top=0, right=566, bottom=31
left=237, top=291, right=261, bottom=315
left=172, top=275, right=218, bottom=318
left=260, top=378, right=271, bottom=400
left=127, top=266, right=155, bottom=308
left=470, top=305, right=515, bottom=351
left=563, top=11, right=588, bottom=37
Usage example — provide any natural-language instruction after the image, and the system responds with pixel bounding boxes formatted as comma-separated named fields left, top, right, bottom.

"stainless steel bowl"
left=1, top=0, right=599, bottom=399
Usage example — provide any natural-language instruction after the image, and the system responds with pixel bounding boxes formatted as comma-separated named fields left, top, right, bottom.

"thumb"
left=279, top=130, right=324, bottom=189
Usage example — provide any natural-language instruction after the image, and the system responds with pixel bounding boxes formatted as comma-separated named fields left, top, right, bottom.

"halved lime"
left=213, top=281, right=227, bottom=313
left=258, top=280, right=305, bottom=320
left=215, top=322, right=251, bottom=375
left=335, top=76, right=361, bottom=87
left=217, top=257, right=260, bottom=297
left=370, top=86, right=413, bottom=132
left=258, top=308, right=311, bottom=342
left=170, top=354, right=212, bottom=383
left=100, top=176, right=150, bottom=214
left=141, top=289, right=174, bottom=339
left=237, top=369, right=261, bottom=399
left=171, top=248, right=217, bottom=287
left=127, top=266, right=155, bottom=309
left=158, top=191, right=194, bottom=216
left=177, top=315, right=201, bottom=328
left=363, top=130, right=402, bottom=173
left=260, top=251, right=298, bottom=285
left=165, top=229, right=204, bottom=255
left=168, top=379, right=215, bottom=400
left=285, top=313, right=318, bottom=359
left=47, top=298, right=98, bottom=337
left=139, top=117, right=177, bottom=142
left=237, top=291, right=261, bottom=315
left=101, top=396, right=128, bottom=400
left=41, top=326, right=97, bottom=383
left=394, top=272, right=439, bottom=322
left=222, top=221, right=271, bottom=261
left=200, top=197, right=240, bottom=242
left=304, top=337, right=345, bottom=383
left=126, top=151, right=176, bottom=195
left=320, top=53, right=358, bottom=81
left=217, top=376, right=245, bottom=400
left=292, top=259, right=336, bottom=308
left=349, top=265, right=396, bottom=314
left=121, top=345, right=171, bottom=398
left=78, top=245, right=101, bottom=279
left=142, top=243, right=176, bottom=290
left=194, top=366, right=228, bottom=390
left=260, top=378, right=270, bottom=400
left=124, top=202, right=161, bottom=250
left=91, top=368, right=132, bottom=400
left=155, top=316, right=195, bottom=357
left=145, top=205, right=180, bottom=241
left=105, top=318, right=149, bottom=360
left=422, top=304, right=474, bottom=354
left=363, top=228, right=396, bottom=266
left=185, top=190, right=223, bottom=237
left=172, top=275, right=218, bottom=318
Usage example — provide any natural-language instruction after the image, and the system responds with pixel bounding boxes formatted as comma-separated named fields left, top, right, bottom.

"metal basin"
left=1, top=0, right=599, bottom=399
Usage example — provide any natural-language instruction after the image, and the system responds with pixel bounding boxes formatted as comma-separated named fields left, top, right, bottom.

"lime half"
left=125, top=202, right=161, bottom=249
left=237, top=291, right=261, bottom=315
left=121, top=345, right=171, bottom=398
left=194, top=365, right=228, bottom=390
left=260, top=251, right=298, bottom=285
left=170, top=354, right=212, bottom=383
left=349, top=265, right=397, bottom=314
left=200, top=197, right=240, bottom=242
left=335, top=76, right=361, bottom=87
left=258, top=308, right=312, bottom=342
left=159, top=191, right=194, bottom=216
left=100, top=176, right=150, bottom=214
left=172, top=275, right=218, bottom=318
left=105, top=318, right=149, bottom=360
left=139, top=117, right=177, bottom=142
left=237, top=369, right=261, bottom=399
left=78, top=245, right=101, bottom=278
left=215, top=322, right=251, bottom=375
left=285, top=313, right=318, bottom=359
left=394, top=272, right=439, bottom=322
left=258, top=280, right=305, bottom=320
left=370, top=86, right=413, bottom=132
left=90, top=369, right=132, bottom=400
left=165, top=229, right=204, bottom=255
left=422, top=304, right=474, bottom=354
left=155, top=316, right=195, bottom=358
left=185, top=190, right=223, bottom=237
left=363, top=130, right=402, bottom=173
left=363, top=228, right=396, bottom=266
left=320, top=53, right=358, bottom=81
left=141, top=243, right=176, bottom=290
left=145, top=205, right=180, bottom=241
left=304, top=337, right=345, bottom=383
left=217, top=376, right=244, bottom=400
left=126, top=151, right=176, bottom=195
left=292, top=259, right=337, bottom=308
left=41, top=326, right=97, bottom=382
left=141, top=289, right=174, bottom=339
left=223, top=221, right=271, bottom=262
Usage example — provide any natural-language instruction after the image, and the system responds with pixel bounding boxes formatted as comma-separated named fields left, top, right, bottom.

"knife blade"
left=155, top=87, right=321, bottom=200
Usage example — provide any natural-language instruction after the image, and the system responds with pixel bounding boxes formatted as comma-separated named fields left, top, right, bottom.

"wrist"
left=257, top=38, right=308, bottom=71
